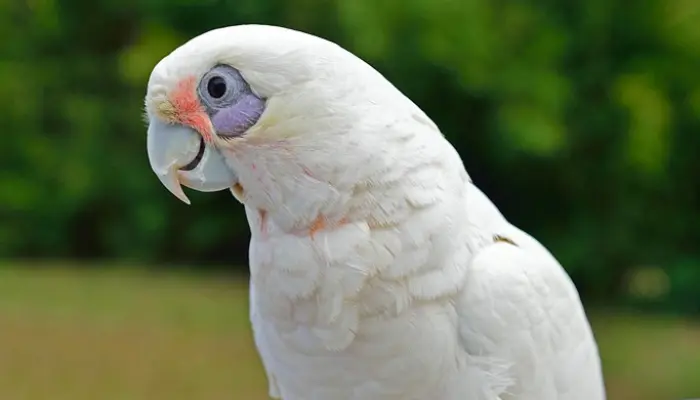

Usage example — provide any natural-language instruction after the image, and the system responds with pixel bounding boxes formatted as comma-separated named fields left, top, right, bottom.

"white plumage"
left=144, top=25, right=606, bottom=400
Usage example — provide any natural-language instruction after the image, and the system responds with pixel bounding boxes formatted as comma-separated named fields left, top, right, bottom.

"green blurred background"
left=1, top=0, right=700, bottom=399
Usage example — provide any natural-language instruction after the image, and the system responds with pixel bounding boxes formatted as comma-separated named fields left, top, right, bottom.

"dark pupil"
left=207, top=76, right=227, bottom=99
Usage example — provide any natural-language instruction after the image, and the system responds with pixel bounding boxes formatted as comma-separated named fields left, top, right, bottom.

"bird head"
left=145, top=25, right=448, bottom=232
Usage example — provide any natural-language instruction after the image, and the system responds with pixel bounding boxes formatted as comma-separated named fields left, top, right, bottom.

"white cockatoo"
left=144, top=25, right=606, bottom=400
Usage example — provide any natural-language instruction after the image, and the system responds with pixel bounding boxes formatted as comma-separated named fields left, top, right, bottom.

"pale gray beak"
left=146, top=119, right=237, bottom=204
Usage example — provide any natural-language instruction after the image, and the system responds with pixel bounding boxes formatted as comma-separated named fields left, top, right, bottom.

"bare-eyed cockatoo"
left=144, top=24, right=606, bottom=400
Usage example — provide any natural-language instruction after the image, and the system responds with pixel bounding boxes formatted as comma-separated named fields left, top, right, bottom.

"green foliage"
left=1, top=0, right=699, bottom=310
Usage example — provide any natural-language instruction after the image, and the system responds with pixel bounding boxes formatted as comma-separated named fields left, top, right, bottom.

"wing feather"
left=250, top=281, right=282, bottom=399
left=458, top=231, right=606, bottom=400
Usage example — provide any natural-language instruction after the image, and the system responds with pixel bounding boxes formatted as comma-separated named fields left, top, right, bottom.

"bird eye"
left=196, top=64, right=266, bottom=138
left=198, top=65, right=245, bottom=111
left=207, top=76, right=227, bottom=99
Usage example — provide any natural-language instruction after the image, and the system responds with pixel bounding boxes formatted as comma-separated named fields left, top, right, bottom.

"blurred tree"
left=1, top=0, right=698, bottom=311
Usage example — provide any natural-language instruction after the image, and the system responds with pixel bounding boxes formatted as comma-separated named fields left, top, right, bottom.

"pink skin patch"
left=169, top=76, right=214, bottom=143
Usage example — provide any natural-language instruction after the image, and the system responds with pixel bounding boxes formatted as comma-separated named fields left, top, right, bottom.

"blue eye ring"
left=198, top=65, right=244, bottom=110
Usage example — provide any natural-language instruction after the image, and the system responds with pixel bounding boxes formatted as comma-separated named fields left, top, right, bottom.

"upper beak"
left=147, top=119, right=237, bottom=204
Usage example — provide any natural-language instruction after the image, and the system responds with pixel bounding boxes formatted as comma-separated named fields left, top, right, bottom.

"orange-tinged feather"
left=169, top=76, right=213, bottom=143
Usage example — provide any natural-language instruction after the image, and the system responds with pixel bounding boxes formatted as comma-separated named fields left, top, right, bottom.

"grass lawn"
left=0, top=263, right=698, bottom=399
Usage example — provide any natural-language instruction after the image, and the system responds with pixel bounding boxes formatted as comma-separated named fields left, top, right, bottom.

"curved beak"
left=147, top=119, right=237, bottom=205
